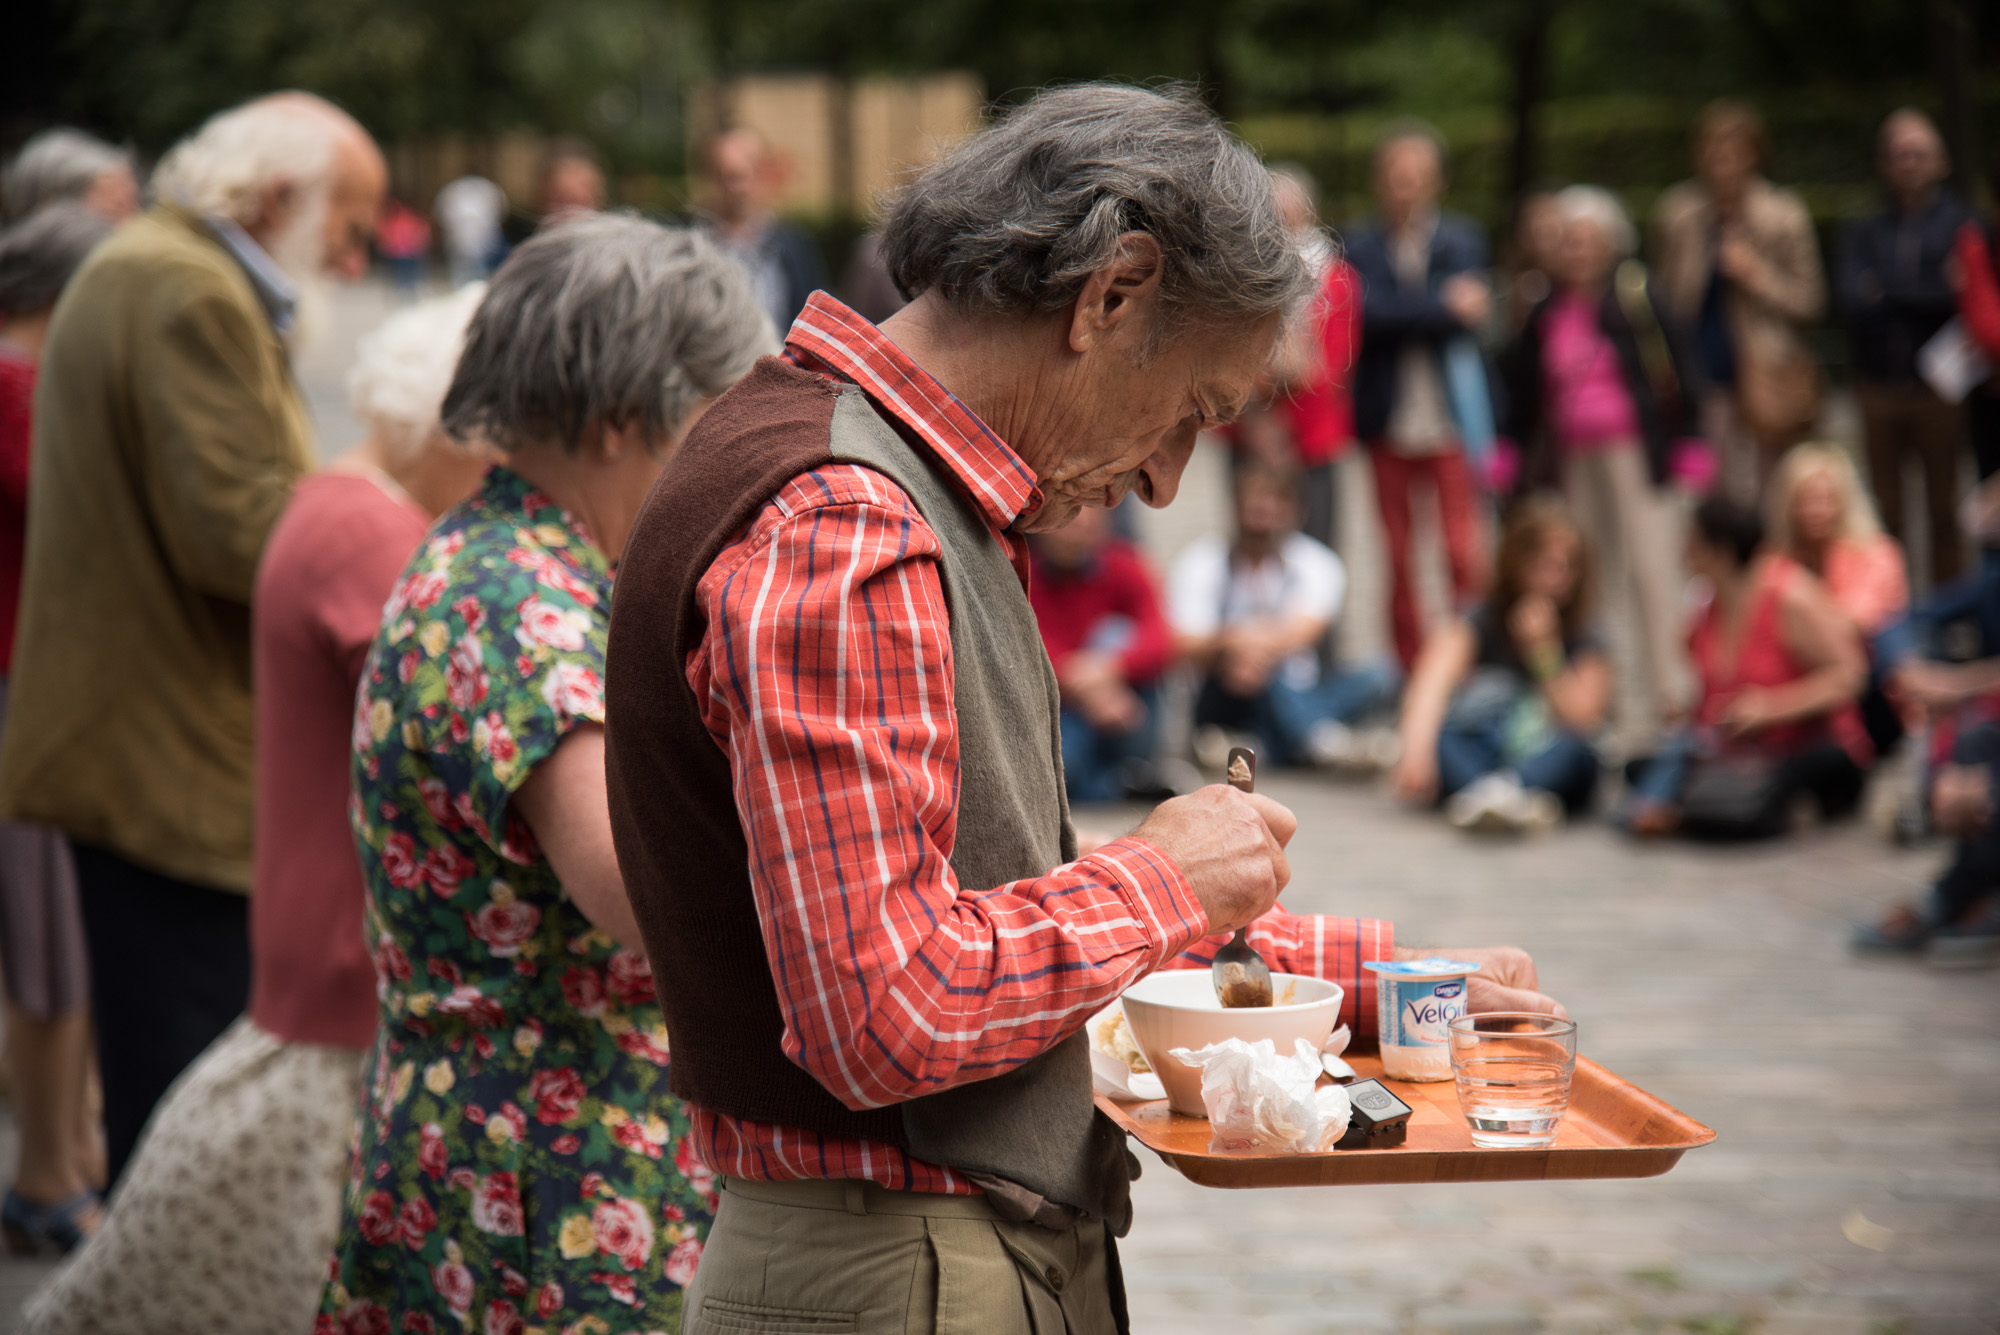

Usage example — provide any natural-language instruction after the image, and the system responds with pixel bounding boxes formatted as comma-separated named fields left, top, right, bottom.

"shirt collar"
left=202, top=215, right=298, bottom=336
left=783, top=292, right=1042, bottom=531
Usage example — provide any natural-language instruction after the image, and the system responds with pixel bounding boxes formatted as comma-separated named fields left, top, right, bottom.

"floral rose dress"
left=321, top=468, right=711, bottom=1335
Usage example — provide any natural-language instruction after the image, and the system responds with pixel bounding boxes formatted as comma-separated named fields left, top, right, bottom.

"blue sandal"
left=2, top=1187, right=102, bottom=1256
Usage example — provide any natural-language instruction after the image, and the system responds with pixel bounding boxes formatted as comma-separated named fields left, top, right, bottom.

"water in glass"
left=1453, top=1054, right=1572, bottom=1148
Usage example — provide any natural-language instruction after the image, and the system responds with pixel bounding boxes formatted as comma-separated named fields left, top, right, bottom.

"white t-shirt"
left=1168, top=533, right=1347, bottom=690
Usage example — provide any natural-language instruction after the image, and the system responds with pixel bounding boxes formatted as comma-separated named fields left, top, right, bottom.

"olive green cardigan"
left=0, top=204, right=312, bottom=892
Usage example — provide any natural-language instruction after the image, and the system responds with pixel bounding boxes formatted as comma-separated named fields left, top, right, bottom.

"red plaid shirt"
left=684, top=293, right=1394, bottom=1193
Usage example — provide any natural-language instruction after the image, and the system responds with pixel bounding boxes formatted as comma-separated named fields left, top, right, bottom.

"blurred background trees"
left=3, top=0, right=1993, bottom=237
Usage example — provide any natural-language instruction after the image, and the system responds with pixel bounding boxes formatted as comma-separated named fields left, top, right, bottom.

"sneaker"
left=1446, top=773, right=1521, bottom=833
left=1929, top=896, right=2000, bottom=969
left=1306, top=721, right=1403, bottom=774
left=1447, top=773, right=1561, bottom=836
left=1850, top=905, right=1933, bottom=954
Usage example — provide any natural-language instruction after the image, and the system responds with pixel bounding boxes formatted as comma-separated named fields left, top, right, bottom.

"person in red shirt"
left=1027, top=504, right=1183, bottom=801
left=1225, top=165, right=1359, bottom=554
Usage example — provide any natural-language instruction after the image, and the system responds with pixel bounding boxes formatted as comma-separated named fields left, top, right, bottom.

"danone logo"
left=1402, top=994, right=1467, bottom=1030
left=1435, top=982, right=1464, bottom=1000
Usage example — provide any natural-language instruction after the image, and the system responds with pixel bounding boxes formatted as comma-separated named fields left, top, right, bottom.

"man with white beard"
left=0, top=92, right=385, bottom=1189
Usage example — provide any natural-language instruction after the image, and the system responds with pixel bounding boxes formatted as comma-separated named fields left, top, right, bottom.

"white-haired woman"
left=1503, top=184, right=1694, bottom=740
left=23, top=287, right=490, bottom=1335
left=319, top=215, right=771, bottom=1335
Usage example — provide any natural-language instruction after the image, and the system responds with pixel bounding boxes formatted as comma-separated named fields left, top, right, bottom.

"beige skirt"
left=22, top=1016, right=363, bottom=1335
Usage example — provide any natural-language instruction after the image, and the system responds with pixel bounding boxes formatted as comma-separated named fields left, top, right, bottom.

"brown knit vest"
left=606, top=357, right=1133, bottom=1230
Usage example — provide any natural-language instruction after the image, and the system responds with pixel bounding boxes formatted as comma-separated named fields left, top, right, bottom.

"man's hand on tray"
left=1393, top=944, right=1566, bottom=1019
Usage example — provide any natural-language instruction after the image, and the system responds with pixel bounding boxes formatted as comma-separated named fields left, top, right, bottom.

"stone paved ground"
left=1, top=281, right=1993, bottom=1331
left=1086, top=773, right=2000, bottom=1335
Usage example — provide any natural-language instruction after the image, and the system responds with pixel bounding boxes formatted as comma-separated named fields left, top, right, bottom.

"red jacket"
left=1956, top=222, right=2000, bottom=365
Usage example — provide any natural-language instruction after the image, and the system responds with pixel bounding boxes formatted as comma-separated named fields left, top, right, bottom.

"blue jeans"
left=1437, top=723, right=1600, bottom=815
left=1061, top=683, right=1161, bottom=803
left=1195, top=659, right=1402, bottom=767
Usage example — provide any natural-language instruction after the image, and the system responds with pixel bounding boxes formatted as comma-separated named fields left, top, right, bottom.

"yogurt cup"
left=1363, top=958, right=1483, bottom=1082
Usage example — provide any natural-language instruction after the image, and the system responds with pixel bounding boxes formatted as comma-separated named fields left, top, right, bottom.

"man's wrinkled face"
left=1016, top=313, right=1281, bottom=533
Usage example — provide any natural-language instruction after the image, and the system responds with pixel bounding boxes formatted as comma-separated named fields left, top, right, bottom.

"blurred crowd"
left=0, top=80, right=1991, bottom=1333
left=1016, top=101, right=2000, bottom=975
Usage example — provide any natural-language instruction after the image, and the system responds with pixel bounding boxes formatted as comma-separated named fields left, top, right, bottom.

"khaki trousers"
left=682, top=1176, right=1121, bottom=1335
left=1563, top=443, right=1691, bottom=742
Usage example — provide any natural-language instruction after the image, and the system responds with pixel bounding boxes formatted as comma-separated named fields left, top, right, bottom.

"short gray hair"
left=348, top=284, right=487, bottom=462
left=442, top=213, right=776, bottom=453
left=4, top=128, right=133, bottom=222
left=0, top=202, right=114, bottom=316
left=880, top=83, right=1313, bottom=334
left=1554, top=185, right=1636, bottom=258
left=152, top=94, right=349, bottom=225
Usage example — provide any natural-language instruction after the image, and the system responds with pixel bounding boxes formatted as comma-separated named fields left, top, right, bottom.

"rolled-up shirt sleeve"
left=689, top=464, right=1210, bottom=1112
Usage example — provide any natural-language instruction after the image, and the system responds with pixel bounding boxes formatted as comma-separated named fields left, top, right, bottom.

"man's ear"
left=1067, top=232, right=1164, bottom=354
left=250, top=178, right=299, bottom=242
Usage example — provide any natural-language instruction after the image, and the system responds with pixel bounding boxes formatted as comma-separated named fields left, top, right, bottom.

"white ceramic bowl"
left=1119, top=970, right=1344, bottom=1116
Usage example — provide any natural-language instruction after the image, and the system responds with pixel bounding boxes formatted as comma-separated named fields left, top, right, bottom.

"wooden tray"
left=1097, top=1052, right=1714, bottom=1188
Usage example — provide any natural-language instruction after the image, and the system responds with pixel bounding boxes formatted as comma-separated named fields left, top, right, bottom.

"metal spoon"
left=1211, top=745, right=1275, bottom=1009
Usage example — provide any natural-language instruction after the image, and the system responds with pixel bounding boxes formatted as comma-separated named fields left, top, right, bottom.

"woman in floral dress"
left=321, top=215, right=772, bottom=1335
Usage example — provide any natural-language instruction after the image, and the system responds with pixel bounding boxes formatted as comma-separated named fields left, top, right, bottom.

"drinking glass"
left=1448, top=1012, right=1577, bottom=1149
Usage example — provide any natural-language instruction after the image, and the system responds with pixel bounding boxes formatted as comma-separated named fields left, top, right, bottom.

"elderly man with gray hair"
left=606, top=83, right=1563, bottom=1330
left=0, top=91, right=385, bottom=1187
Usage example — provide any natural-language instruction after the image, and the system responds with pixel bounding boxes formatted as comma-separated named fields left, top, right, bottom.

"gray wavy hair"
left=880, top=83, right=1313, bottom=336
left=442, top=213, right=776, bottom=454
left=0, top=202, right=114, bottom=316
left=3, top=128, right=133, bottom=222
left=1554, top=185, right=1637, bottom=258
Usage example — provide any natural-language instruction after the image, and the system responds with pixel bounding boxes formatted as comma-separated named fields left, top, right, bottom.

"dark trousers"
left=73, top=844, right=249, bottom=1187
left=1926, top=723, right=2000, bottom=926
left=1858, top=379, right=1967, bottom=585
left=1970, top=391, right=2000, bottom=482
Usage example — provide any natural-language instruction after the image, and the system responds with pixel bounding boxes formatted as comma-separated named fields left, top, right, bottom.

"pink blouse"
left=1542, top=289, right=1642, bottom=453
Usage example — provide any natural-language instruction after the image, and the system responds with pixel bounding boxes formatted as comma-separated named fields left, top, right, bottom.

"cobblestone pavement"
left=1, top=283, right=1992, bottom=1331
left=1087, top=773, right=2000, bottom=1335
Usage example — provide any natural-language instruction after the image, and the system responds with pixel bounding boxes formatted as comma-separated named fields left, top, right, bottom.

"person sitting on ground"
left=319, top=215, right=772, bottom=1334
left=1765, top=442, right=1909, bottom=754
left=1391, top=496, right=1610, bottom=833
left=0, top=202, right=115, bottom=1256
left=1027, top=504, right=1187, bottom=802
left=1621, top=496, right=1871, bottom=838
left=1171, top=460, right=1400, bottom=771
left=1854, top=475, right=2000, bottom=957
left=1503, top=185, right=1692, bottom=745
left=23, top=286, right=490, bottom=1335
